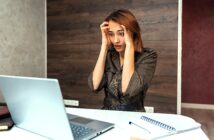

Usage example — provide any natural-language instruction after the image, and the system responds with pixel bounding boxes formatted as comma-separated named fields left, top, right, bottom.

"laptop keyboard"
left=71, top=123, right=96, bottom=139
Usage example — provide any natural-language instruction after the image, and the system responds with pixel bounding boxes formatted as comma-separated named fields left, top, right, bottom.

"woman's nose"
left=114, top=36, right=119, bottom=43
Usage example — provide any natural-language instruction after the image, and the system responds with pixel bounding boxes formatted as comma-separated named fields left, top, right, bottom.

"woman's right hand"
left=100, top=21, right=110, bottom=49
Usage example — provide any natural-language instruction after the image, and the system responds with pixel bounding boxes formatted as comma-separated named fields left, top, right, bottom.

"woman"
left=88, top=9, right=157, bottom=111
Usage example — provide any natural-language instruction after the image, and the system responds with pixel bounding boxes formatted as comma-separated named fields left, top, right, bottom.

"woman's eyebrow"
left=108, top=29, right=124, bottom=33
left=118, top=30, right=124, bottom=32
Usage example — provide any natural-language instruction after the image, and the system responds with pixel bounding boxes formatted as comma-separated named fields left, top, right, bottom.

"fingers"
left=121, top=25, right=134, bottom=46
left=121, top=25, right=127, bottom=33
left=100, top=21, right=109, bottom=27
left=100, top=21, right=109, bottom=30
left=121, top=25, right=130, bottom=38
left=121, top=25, right=131, bottom=36
left=100, top=21, right=110, bottom=46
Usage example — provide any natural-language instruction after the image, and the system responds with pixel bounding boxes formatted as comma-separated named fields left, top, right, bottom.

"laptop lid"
left=0, top=75, right=74, bottom=140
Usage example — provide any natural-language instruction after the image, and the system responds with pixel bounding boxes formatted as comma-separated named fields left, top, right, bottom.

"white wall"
left=0, top=0, right=46, bottom=102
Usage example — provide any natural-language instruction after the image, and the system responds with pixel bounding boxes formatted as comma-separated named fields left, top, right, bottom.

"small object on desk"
left=129, top=121, right=151, bottom=134
left=130, top=136, right=147, bottom=140
left=0, top=106, right=14, bottom=131
left=0, top=117, right=14, bottom=131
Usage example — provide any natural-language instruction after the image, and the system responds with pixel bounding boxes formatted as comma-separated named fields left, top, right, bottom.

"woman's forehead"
left=108, top=20, right=123, bottom=32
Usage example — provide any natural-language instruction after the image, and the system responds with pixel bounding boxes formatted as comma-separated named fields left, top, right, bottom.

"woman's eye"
left=108, top=32, right=114, bottom=37
left=118, top=32, right=124, bottom=36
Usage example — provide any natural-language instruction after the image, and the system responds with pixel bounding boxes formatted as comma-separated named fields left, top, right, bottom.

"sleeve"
left=88, top=71, right=106, bottom=94
left=121, top=48, right=157, bottom=97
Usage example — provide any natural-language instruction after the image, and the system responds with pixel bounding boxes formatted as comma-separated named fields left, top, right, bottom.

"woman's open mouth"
left=114, top=45, right=122, bottom=49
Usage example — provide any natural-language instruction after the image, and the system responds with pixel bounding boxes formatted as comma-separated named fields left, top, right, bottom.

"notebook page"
left=125, top=113, right=201, bottom=139
left=142, top=113, right=201, bottom=133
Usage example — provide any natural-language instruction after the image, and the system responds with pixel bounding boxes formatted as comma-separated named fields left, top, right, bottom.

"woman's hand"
left=92, top=22, right=110, bottom=90
left=121, top=25, right=134, bottom=48
left=100, top=21, right=111, bottom=49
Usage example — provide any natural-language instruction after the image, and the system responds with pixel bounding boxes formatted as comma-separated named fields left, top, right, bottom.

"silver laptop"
left=0, top=75, right=114, bottom=140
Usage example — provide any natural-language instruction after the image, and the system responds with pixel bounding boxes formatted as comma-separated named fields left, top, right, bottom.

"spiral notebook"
left=128, top=113, right=201, bottom=140
left=0, top=106, right=14, bottom=131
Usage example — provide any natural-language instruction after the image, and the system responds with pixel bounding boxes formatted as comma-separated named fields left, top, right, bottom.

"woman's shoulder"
left=135, top=48, right=157, bottom=63
left=142, top=47, right=157, bottom=55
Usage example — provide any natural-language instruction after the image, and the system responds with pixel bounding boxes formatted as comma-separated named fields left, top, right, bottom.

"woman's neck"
left=119, top=52, right=124, bottom=67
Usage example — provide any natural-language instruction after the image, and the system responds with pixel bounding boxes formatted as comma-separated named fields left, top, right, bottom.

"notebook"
left=0, top=75, right=114, bottom=140
left=0, top=106, right=10, bottom=119
left=128, top=113, right=201, bottom=140
left=0, top=106, right=14, bottom=131
left=0, top=117, right=14, bottom=131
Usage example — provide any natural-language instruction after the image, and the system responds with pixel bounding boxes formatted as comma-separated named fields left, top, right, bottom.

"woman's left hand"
left=121, top=25, right=134, bottom=48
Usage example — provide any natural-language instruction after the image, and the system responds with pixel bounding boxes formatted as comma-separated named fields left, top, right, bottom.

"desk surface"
left=0, top=108, right=209, bottom=140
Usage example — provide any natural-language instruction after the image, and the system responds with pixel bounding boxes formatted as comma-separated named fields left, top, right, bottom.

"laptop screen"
left=0, top=75, right=74, bottom=140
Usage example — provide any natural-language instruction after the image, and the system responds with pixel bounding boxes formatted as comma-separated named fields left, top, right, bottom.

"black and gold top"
left=88, top=48, right=157, bottom=111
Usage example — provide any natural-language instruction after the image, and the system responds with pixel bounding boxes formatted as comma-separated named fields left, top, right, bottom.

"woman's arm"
left=122, top=48, right=157, bottom=97
left=92, top=45, right=108, bottom=90
left=121, top=25, right=135, bottom=93
left=92, top=22, right=110, bottom=90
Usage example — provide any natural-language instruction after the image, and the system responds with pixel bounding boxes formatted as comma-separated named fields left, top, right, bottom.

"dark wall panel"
left=47, top=0, right=178, bottom=113
left=182, top=0, right=214, bottom=104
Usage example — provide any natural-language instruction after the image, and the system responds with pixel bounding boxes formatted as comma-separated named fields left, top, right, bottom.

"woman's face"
left=108, top=20, right=126, bottom=53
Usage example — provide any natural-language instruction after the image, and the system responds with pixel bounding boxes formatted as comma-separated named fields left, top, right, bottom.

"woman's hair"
left=105, top=9, right=143, bottom=52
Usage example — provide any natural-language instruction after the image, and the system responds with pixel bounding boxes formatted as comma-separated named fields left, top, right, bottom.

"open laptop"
left=0, top=75, right=114, bottom=140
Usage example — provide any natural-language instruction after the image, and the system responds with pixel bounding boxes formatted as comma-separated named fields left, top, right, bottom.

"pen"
left=129, top=121, right=151, bottom=134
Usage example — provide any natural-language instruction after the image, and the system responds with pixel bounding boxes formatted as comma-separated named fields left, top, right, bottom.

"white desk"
left=0, top=108, right=209, bottom=140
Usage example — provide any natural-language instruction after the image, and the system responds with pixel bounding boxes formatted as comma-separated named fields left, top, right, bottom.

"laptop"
left=0, top=75, right=114, bottom=140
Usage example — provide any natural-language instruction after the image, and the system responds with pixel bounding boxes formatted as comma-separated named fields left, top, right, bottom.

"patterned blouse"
left=88, top=48, right=157, bottom=111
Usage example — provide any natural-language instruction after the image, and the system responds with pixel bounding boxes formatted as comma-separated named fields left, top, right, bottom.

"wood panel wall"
left=47, top=0, right=178, bottom=113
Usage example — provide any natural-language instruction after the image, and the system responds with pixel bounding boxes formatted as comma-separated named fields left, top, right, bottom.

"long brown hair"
left=105, top=9, right=143, bottom=52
